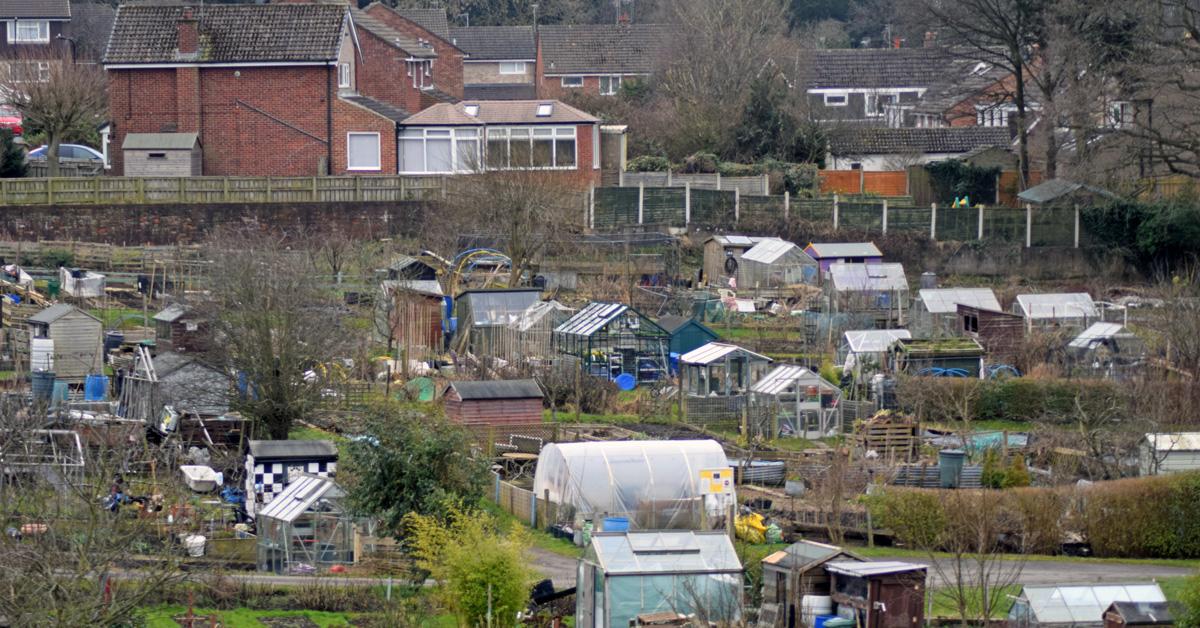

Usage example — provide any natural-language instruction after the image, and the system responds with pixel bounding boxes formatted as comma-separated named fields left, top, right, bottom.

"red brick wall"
left=332, top=97, right=397, bottom=175
left=355, top=29, right=423, bottom=114
left=108, top=68, right=180, bottom=175
left=363, top=4, right=464, bottom=102
left=539, top=75, right=600, bottom=100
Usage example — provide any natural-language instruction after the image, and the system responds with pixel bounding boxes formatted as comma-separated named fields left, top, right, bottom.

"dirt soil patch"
left=625, top=422, right=711, bottom=440
left=257, top=617, right=321, bottom=628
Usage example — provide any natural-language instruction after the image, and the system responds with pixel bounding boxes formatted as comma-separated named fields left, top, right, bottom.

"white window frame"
left=346, top=132, right=381, bottom=171
left=498, top=61, right=527, bottom=75
left=865, top=93, right=896, bottom=117
left=599, top=75, right=622, bottom=96
left=976, top=103, right=1016, bottom=128
left=406, top=59, right=433, bottom=89
left=1108, top=100, right=1133, bottom=129
left=8, top=20, right=50, bottom=44
left=399, top=127, right=483, bottom=174
left=561, top=76, right=584, bottom=87
left=338, top=63, right=352, bottom=89
left=824, top=93, right=848, bottom=107
left=482, top=125, right=578, bottom=171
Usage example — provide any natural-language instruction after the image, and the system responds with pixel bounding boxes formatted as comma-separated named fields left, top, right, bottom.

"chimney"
left=178, top=7, right=198, bottom=56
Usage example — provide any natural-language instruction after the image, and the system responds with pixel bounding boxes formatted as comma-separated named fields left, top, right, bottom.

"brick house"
left=0, top=0, right=70, bottom=57
left=397, top=99, right=601, bottom=186
left=359, top=3, right=464, bottom=107
left=104, top=2, right=455, bottom=177
left=450, top=25, right=537, bottom=100
left=535, top=24, right=667, bottom=99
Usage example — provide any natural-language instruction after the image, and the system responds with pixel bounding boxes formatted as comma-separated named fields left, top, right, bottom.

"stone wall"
left=0, top=201, right=432, bottom=245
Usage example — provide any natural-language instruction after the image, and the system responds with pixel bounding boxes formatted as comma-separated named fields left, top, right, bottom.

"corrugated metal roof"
left=891, top=463, right=984, bottom=488
left=1068, top=322, right=1127, bottom=348
left=1144, top=432, right=1200, bottom=452
left=741, top=239, right=803, bottom=265
left=248, top=440, right=337, bottom=461
left=554, top=301, right=628, bottom=336
left=122, top=133, right=199, bottom=150
left=844, top=329, right=912, bottom=353
left=449, top=379, right=543, bottom=400
left=1016, top=293, right=1097, bottom=319
left=1017, top=178, right=1118, bottom=205
left=765, top=540, right=863, bottom=570
left=679, top=342, right=770, bottom=366
left=918, top=288, right=1001, bottom=314
left=804, top=242, right=882, bottom=259
left=258, top=474, right=345, bottom=523
left=751, top=365, right=836, bottom=396
left=825, top=561, right=927, bottom=577
left=829, top=263, right=908, bottom=292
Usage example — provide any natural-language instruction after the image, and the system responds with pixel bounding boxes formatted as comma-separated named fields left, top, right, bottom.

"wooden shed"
left=1104, top=601, right=1173, bottom=628
left=702, top=235, right=773, bottom=288
left=122, top=132, right=202, bottom=177
left=828, top=561, right=927, bottom=628
left=761, top=541, right=865, bottom=628
left=443, top=379, right=544, bottom=426
left=958, top=304, right=1024, bottom=363
left=657, top=315, right=718, bottom=357
left=152, top=303, right=210, bottom=353
left=27, top=304, right=104, bottom=383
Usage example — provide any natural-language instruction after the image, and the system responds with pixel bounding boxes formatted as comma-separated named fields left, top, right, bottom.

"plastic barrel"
left=31, top=371, right=55, bottom=401
left=602, top=516, right=630, bottom=532
left=614, top=373, right=637, bottom=391
left=802, top=596, right=834, bottom=628
left=104, top=331, right=125, bottom=354
left=939, top=449, right=967, bottom=488
left=814, top=615, right=839, bottom=628
left=85, top=374, right=108, bottom=401
left=51, top=381, right=69, bottom=406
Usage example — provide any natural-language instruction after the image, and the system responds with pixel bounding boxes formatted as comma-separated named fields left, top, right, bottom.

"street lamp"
left=56, top=34, right=76, bottom=64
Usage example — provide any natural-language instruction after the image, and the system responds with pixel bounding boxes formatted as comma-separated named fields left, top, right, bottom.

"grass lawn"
left=925, top=419, right=1033, bottom=433
left=89, top=306, right=149, bottom=330
left=480, top=499, right=582, bottom=559
left=928, top=584, right=1021, bottom=619
left=141, top=606, right=360, bottom=628
left=850, top=545, right=1200, bottom=570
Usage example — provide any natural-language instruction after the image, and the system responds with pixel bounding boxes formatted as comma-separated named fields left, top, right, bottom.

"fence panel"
left=887, top=206, right=932, bottom=231
left=839, top=202, right=883, bottom=233
left=1031, top=206, right=1075, bottom=247
left=690, top=188, right=736, bottom=227
left=862, top=171, right=907, bottom=196
left=819, top=170, right=862, bottom=194
left=983, top=207, right=1026, bottom=242
left=935, top=207, right=978, bottom=241
left=738, top=194, right=784, bottom=225
left=641, top=187, right=685, bottom=225
left=593, top=187, right=640, bottom=228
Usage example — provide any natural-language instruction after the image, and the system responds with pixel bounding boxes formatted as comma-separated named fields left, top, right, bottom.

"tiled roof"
left=104, top=4, right=346, bottom=65
left=352, top=8, right=436, bottom=58
left=341, top=95, right=410, bottom=123
left=0, top=0, right=69, bottom=19
left=396, top=7, right=451, bottom=41
left=911, top=60, right=1012, bottom=115
left=451, top=26, right=535, bottom=60
left=828, top=127, right=1011, bottom=155
left=463, top=83, right=538, bottom=100
left=538, top=23, right=669, bottom=75
left=401, top=99, right=598, bottom=126
left=809, top=47, right=955, bottom=89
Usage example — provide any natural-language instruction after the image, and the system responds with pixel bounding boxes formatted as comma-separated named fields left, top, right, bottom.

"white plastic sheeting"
left=60, top=267, right=106, bottom=298
left=533, top=440, right=733, bottom=530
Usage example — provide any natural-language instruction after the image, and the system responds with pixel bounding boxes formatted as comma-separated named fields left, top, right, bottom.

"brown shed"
left=152, top=303, right=210, bottom=353
left=761, top=541, right=865, bottom=628
left=443, top=379, right=544, bottom=426
left=828, top=561, right=927, bottom=628
left=702, top=235, right=772, bottom=288
left=122, top=133, right=202, bottom=177
left=1104, top=602, right=1174, bottom=628
left=957, top=304, right=1025, bottom=363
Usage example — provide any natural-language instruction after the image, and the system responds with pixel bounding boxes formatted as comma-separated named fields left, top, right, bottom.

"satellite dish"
left=614, top=373, right=637, bottom=391
left=724, top=257, right=739, bottom=274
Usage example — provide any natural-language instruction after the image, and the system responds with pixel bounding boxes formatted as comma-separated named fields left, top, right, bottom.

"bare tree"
left=934, top=491, right=1027, bottom=627
left=198, top=229, right=348, bottom=439
left=2, top=53, right=106, bottom=177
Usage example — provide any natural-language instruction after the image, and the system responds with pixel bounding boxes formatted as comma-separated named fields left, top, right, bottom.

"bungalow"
left=398, top=99, right=601, bottom=185
left=450, top=25, right=537, bottom=100
left=536, top=24, right=668, bottom=99
left=826, top=127, right=1012, bottom=171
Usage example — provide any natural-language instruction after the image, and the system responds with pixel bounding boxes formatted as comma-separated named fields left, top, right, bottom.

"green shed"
left=657, top=315, right=719, bottom=356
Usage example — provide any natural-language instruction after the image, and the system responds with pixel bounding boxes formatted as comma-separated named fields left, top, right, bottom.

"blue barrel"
left=602, top=516, right=629, bottom=532
left=52, top=381, right=69, bottom=406
left=31, top=371, right=55, bottom=401
left=614, top=373, right=637, bottom=391
left=85, top=374, right=109, bottom=401
left=815, top=615, right=839, bottom=628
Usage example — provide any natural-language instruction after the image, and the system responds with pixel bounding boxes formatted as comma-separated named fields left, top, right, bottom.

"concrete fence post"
left=716, top=172, right=722, bottom=191
left=1074, top=203, right=1080, bottom=248
left=588, top=184, right=595, bottom=230
left=978, top=204, right=985, bottom=240
left=1025, top=203, right=1033, bottom=248
left=833, top=193, right=840, bottom=230
left=784, top=190, right=790, bottom=220
left=637, top=181, right=645, bottom=225
left=762, top=173, right=770, bottom=195
left=619, top=169, right=625, bottom=187
left=930, top=202, right=938, bottom=240
left=734, top=188, right=741, bottom=224
left=684, top=182, right=692, bottom=226
left=530, top=492, right=537, bottom=527
left=882, top=199, right=889, bottom=234
left=494, top=473, right=500, bottom=502
left=667, top=170, right=673, bottom=187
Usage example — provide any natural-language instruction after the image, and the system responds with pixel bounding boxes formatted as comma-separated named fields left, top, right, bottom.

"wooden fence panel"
left=863, top=171, right=907, bottom=196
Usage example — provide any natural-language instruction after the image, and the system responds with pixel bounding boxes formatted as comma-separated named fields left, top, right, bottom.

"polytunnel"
left=533, top=439, right=734, bottom=530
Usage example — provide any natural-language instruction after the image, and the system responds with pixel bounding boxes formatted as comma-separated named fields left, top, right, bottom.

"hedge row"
left=867, top=472, right=1200, bottom=559
left=897, top=377, right=1125, bottom=424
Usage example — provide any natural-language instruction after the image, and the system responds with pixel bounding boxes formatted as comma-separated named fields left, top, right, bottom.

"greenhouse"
left=749, top=365, right=842, bottom=439
left=576, top=530, right=743, bottom=628
left=552, top=302, right=671, bottom=384
left=533, top=440, right=734, bottom=530
left=1008, top=583, right=1166, bottom=628
left=256, top=475, right=355, bottom=574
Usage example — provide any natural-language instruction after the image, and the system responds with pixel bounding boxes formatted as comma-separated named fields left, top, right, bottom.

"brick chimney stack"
left=178, top=7, right=198, bottom=55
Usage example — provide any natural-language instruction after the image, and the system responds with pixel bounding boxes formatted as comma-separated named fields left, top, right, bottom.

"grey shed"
left=27, top=304, right=104, bottom=383
left=122, top=133, right=202, bottom=177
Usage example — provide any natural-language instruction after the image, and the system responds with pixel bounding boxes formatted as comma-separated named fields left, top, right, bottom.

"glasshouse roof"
left=680, top=342, right=771, bottom=366
left=828, top=263, right=908, bottom=292
left=741, top=239, right=803, bottom=265
left=532, top=440, right=730, bottom=526
left=804, top=242, right=882, bottom=258
left=1015, top=583, right=1165, bottom=626
left=751, top=365, right=838, bottom=396
left=1068, top=322, right=1132, bottom=349
left=459, top=289, right=543, bottom=326
left=554, top=302, right=665, bottom=337
left=918, top=288, right=1001, bottom=314
left=1015, top=293, right=1098, bottom=319
left=257, top=474, right=345, bottom=523
left=844, top=329, right=912, bottom=353
left=588, top=531, right=742, bottom=575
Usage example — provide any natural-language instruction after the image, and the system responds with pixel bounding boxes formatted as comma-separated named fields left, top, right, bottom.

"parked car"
left=27, top=144, right=104, bottom=162
left=0, top=107, right=22, bottom=136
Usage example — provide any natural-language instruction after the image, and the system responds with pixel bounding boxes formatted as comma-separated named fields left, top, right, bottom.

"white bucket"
left=184, top=535, right=206, bottom=557
left=801, top=595, right=834, bottom=628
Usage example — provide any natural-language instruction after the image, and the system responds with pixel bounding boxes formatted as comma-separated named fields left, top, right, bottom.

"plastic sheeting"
left=534, top=440, right=734, bottom=530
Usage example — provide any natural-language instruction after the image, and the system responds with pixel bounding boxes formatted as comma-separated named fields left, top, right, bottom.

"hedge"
left=866, top=472, right=1200, bottom=559
left=897, top=377, right=1125, bottom=424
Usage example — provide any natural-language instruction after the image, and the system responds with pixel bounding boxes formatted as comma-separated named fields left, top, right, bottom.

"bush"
left=681, top=152, right=719, bottom=174
left=897, top=377, right=1125, bottom=424
left=0, top=128, right=25, bottom=178
left=1178, top=573, right=1200, bottom=628
left=626, top=155, right=671, bottom=172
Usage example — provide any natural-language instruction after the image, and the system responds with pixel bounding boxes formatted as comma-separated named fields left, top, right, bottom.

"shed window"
left=964, top=314, right=979, bottom=333
left=346, top=132, right=380, bottom=171
left=148, top=152, right=167, bottom=159
left=8, top=20, right=50, bottom=44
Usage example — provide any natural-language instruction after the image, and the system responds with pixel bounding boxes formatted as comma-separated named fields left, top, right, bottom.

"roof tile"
left=828, top=127, right=1011, bottom=155
left=451, top=25, right=535, bottom=60
left=538, top=23, right=669, bottom=75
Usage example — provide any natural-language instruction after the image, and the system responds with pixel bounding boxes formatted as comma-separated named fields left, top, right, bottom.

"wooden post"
left=930, top=202, right=937, bottom=240
left=1, top=179, right=8, bottom=205
left=637, top=181, right=644, bottom=224
left=684, top=182, right=692, bottom=226
left=1025, top=203, right=1033, bottom=248
left=46, top=178, right=52, bottom=205
left=588, top=184, right=595, bottom=229
left=223, top=177, right=230, bottom=202
left=734, top=188, right=740, bottom=224
left=312, top=176, right=319, bottom=201
left=1073, top=203, right=1080, bottom=248
left=93, top=176, right=100, bottom=204
left=978, top=203, right=985, bottom=240
left=179, top=177, right=186, bottom=202
left=881, top=199, right=889, bottom=234
left=355, top=176, right=363, bottom=202
left=137, top=177, right=145, bottom=203
left=783, top=190, right=790, bottom=220
left=859, top=167, right=865, bottom=194
left=833, top=193, right=840, bottom=230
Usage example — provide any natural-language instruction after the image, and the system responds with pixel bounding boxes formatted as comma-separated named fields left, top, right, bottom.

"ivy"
left=924, top=159, right=1000, bottom=206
